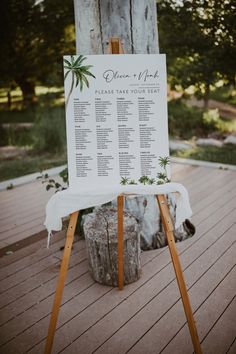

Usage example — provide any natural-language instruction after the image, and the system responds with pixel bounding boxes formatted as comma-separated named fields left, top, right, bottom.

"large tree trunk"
left=74, top=0, right=159, bottom=54
left=17, top=79, right=36, bottom=106
left=203, top=82, right=210, bottom=110
left=73, top=0, right=194, bottom=249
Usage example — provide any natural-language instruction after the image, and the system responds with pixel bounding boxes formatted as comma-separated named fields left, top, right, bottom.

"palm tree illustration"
left=64, top=55, right=95, bottom=109
left=120, top=176, right=130, bottom=185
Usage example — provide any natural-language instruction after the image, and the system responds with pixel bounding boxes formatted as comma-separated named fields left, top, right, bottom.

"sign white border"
left=64, top=54, right=169, bottom=192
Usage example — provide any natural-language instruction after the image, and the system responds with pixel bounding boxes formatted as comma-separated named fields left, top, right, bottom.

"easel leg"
left=117, top=195, right=124, bottom=290
left=44, top=211, right=79, bottom=354
left=156, top=195, right=202, bottom=354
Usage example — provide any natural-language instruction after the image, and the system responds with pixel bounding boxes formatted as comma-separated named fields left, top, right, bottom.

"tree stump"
left=83, top=206, right=141, bottom=287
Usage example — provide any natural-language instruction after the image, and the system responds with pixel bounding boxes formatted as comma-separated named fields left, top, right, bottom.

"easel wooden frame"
left=44, top=38, right=202, bottom=354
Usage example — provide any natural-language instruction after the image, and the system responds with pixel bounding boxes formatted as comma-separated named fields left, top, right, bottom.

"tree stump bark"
left=83, top=206, right=141, bottom=286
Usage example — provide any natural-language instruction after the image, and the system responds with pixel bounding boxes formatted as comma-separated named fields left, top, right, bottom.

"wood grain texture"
left=83, top=205, right=141, bottom=287
left=131, top=0, right=159, bottom=53
left=157, top=195, right=202, bottom=354
left=100, top=0, right=132, bottom=53
left=44, top=211, right=79, bottom=354
left=74, top=0, right=159, bottom=55
left=117, top=195, right=124, bottom=289
left=74, top=0, right=103, bottom=54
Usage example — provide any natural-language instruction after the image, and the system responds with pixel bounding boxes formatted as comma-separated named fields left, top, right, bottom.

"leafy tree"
left=157, top=0, right=236, bottom=106
left=0, top=0, right=75, bottom=104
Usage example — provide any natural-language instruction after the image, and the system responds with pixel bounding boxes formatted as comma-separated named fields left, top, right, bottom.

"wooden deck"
left=0, top=162, right=236, bottom=354
left=0, top=178, right=55, bottom=252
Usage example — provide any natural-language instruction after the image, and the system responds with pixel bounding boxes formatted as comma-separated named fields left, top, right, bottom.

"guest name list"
left=64, top=54, right=169, bottom=192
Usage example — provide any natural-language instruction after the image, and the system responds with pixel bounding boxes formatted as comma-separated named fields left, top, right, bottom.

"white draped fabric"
left=45, top=182, right=192, bottom=247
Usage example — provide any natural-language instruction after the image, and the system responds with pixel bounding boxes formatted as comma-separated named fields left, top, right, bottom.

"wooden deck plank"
left=175, top=167, right=224, bottom=194
left=0, top=253, right=88, bottom=326
left=0, top=260, right=91, bottom=348
left=0, top=205, right=45, bottom=227
left=201, top=296, right=236, bottom=354
left=192, top=176, right=236, bottom=215
left=193, top=187, right=236, bottom=227
left=0, top=194, right=50, bottom=220
left=0, top=179, right=55, bottom=249
left=0, top=215, right=45, bottom=238
left=0, top=192, right=51, bottom=221
left=183, top=169, right=233, bottom=202
left=0, top=229, right=66, bottom=268
left=192, top=185, right=236, bottom=226
left=173, top=165, right=212, bottom=184
left=0, top=240, right=82, bottom=293
left=227, top=338, right=236, bottom=354
left=171, top=162, right=190, bottom=174
left=171, top=164, right=197, bottom=180
left=189, top=171, right=235, bottom=205
left=0, top=245, right=86, bottom=310
left=195, top=263, right=236, bottom=353
left=189, top=168, right=235, bottom=195
left=0, top=216, right=45, bottom=241
left=191, top=196, right=236, bottom=238
left=1, top=224, right=47, bottom=246
left=0, top=176, right=61, bottom=203
left=0, top=191, right=52, bottom=222
left=0, top=241, right=9, bottom=249
left=0, top=180, right=46, bottom=202
left=0, top=231, right=66, bottom=281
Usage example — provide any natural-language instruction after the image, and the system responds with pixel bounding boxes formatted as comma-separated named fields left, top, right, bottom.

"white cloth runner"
left=44, top=182, right=192, bottom=247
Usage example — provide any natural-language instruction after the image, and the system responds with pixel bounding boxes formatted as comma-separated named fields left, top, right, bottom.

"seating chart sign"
left=64, top=54, right=169, bottom=192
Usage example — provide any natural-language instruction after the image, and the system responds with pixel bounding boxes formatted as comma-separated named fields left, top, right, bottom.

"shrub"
left=202, top=109, right=220, bottom=130
left=168, top=99, right=229, bottom=139
left=0, top=124, right=34, bottom=147
left=168, top=99, right=204, bottom=139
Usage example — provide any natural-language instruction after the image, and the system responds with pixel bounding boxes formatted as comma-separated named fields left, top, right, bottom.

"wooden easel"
left=44, top=38, right=202, bottom=354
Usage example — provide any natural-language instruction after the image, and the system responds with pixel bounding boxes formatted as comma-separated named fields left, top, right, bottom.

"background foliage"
left=157, top=0, right=236, bottom=104
left=0, top=0, right=75, bottom=104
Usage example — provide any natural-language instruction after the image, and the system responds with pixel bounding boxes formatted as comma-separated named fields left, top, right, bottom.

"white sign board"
left=64, top=54, right=169, bottom=192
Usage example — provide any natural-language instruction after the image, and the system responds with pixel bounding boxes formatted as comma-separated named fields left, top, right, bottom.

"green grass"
left=0, top=86, right=64, bottom=103
left=0, top=105, right=66, bottom=150
left=0, top=124, right=34, bottom=147
left=0, top=153, right=67, bottom=182
left=0, top=86, right=65, bottom=124
left=171, top=144, right=236, bottom=166
left=0, top=108, right=39, bottom=124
